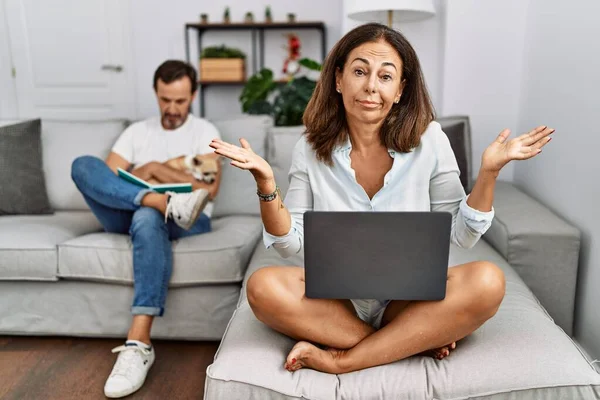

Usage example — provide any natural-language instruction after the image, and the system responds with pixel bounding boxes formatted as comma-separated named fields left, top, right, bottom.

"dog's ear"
left=193, top=157, right=203, bottom=166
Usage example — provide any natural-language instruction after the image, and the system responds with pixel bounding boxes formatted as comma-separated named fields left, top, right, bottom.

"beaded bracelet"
left=257, top=185, right=284, bottom=209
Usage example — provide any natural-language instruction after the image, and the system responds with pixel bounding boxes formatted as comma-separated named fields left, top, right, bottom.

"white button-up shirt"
left=264, top=121, right=494, bottom=258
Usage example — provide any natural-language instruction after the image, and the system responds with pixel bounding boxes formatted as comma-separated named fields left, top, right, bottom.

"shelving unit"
left=184, top=21, right=327, bottom=117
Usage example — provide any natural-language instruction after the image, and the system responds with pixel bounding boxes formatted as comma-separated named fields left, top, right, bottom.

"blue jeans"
left=71, top=155, right=211, bottom=316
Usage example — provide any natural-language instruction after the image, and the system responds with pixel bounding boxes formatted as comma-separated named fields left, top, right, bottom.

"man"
left=71, top=60, right=221, bottom=398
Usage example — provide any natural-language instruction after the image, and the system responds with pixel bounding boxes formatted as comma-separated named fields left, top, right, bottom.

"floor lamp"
left=345, top=0, right=436, bottom=27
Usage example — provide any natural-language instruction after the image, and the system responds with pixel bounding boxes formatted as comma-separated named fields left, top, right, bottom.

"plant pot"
left=200, top=14, right=208, bottom=24
left=287, top=13, right=296, bottom=23
left=200, top=58, right=245, bottom=82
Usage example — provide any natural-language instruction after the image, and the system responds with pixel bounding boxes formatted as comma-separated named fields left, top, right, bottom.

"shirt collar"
left=333, top=136, right=396, bottom=157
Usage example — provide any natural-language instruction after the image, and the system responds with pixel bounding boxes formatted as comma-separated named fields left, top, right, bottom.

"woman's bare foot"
left=285, top=340, right=457, bottom=374
left=284, top=341, right=346, bottom=374
left=423, top=341, right=457, bottom=360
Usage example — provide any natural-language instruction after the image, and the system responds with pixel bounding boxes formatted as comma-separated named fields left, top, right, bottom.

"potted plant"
left=200, top=13, right=209, bottom=24
left=287, top=13, right=296, bottom=23
left=265, top=6, right=273, bottom=23
left=245, top=12, right=254, bottom=23
left=200, top=45, right=246, bottom=82
left=239, top=58, right=322, bottom=127
left=223, top=7, right=231, bottom=23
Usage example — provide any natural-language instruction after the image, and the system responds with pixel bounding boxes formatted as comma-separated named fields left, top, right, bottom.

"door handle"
left=101, top=64, right=123, bottom=72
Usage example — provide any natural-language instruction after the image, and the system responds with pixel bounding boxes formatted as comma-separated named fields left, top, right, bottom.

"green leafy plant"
left=239, top=58, right=322, bottom=126
left=200, top=45, right=246, bottom=59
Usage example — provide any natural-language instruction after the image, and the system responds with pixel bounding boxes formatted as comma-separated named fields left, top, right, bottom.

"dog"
left=147, top=155, right=220, bottom=185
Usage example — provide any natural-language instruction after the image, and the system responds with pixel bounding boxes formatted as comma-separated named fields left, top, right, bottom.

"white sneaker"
left=104, top=340, right=155, bottom=399
left=165, top=189, right=210, bottom=230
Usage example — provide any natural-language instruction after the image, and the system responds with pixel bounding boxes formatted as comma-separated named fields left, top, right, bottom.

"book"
left=117, top=168, right=192, bottom=193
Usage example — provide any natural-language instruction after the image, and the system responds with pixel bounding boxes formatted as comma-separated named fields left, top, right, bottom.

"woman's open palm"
left=209, top=138, right=274, bottom=183
left=481, top=125, right=554, bottom=173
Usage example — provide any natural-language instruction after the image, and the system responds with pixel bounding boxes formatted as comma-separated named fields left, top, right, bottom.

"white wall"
left=0, top=0, right=18, bottom=119
left=441, top=0, right=530, bottom=182
left=130, top=0, right=343, bottom=120
left=513, top=0, right=600, bottom=360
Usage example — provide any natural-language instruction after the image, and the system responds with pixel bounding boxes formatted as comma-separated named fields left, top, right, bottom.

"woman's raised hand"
left=481, top=125, right=554, bottom=174
left=210, top=138, right=275, bottom=186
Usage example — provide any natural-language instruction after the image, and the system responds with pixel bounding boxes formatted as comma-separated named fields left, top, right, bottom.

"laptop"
left=303, top=211, right=452, bottom=301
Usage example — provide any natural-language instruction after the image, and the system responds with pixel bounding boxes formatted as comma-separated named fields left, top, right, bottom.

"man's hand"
left=131, top=162, right=157, bottom=181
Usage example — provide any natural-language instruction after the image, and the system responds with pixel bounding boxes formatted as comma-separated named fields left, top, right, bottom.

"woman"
left=210, top=23, right=553, bottom=374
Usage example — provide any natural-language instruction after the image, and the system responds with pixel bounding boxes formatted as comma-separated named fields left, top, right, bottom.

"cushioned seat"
left=205, top=241, right=600, bottom=400
left=57, top=215, right=262, bottom=286
left=0, top=211, right=102, bottom=281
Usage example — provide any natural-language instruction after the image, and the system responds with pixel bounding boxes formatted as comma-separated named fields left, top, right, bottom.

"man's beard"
left=162, top=112, right=187, bottom=130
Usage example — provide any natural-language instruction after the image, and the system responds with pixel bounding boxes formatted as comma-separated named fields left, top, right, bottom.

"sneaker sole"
left=181, top=191, right=210, bottom=230
left=104, top=356, right=155, bottom=398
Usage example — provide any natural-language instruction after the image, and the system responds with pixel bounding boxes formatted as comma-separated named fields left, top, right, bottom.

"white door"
left=4, top=0, right=135, bottom=120
left=0, top=1, right=18, bottom=119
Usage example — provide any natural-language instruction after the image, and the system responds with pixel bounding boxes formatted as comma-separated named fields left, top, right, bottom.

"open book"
left=117, top=168, right=192, bottom=194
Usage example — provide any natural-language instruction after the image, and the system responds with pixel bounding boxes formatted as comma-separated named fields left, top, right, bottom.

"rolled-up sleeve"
left=262, top=137, right=313, bottom=258
left=429, top=124, right=494, bottom=249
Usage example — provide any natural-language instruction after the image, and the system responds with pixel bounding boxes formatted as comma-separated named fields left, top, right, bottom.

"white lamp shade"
left=346, top=0, right=435, bottom=23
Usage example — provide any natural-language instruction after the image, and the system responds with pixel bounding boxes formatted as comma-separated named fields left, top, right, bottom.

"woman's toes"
left=284, top=341, right=345, bottom=373
left=435, top=347, right=449, bottom=360
left=284, top=341, right=314, bottom=371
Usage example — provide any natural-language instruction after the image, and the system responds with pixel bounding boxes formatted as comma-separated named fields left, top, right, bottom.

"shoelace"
left=110, top=345, right=151, bottom=377
left=164, top=194, right=174, bottom=224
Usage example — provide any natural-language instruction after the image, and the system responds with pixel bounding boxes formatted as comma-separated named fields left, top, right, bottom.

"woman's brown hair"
left=303, top=23, right=435, bottom=165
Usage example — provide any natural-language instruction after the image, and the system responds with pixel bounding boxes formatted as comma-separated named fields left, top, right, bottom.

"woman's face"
left=336, top=39, right=405, bottom=125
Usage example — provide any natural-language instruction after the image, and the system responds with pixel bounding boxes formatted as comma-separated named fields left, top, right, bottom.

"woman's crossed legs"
left=246, top=261, right=505, bottom=374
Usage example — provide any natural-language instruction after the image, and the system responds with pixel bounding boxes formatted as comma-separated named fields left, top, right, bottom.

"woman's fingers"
left=494, top=128, right=511, bottom=144
left=521, top=126, right=554, bottom=145
left=213, top=147, right=249, bottom=162
left=531, top=135, right=552, bottom=150
left=210, top=139, right=240, bottom=152
left=230, top=160, right=250, bottom=169
left=239, top=138, right=253, bottom=151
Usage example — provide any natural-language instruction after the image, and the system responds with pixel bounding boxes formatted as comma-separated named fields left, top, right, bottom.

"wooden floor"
left=0, top=336, right=220, bottom=400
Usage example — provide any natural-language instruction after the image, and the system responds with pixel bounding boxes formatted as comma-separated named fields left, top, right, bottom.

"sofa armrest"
left=483, top=181, right=580, bottom=335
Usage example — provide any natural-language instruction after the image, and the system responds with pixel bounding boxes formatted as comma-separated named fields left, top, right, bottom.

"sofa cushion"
left=484, top=181, right=580, bottom=335
left=41, top=120, right=127, bottom=211
left=210, top=115, right=273, bottom=218
left=0, top=211, right=102, bottom=281
left=438, top=116, right=472, bottom=192
left=266, top=126, right=305, bottom=198
left=206, top=301, right=340, bottom=400
left=0, top=119, right=54, bottom=215
left=57, top=215, right=262, bottom=286
left=205, top=240, right=600, bottom=400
